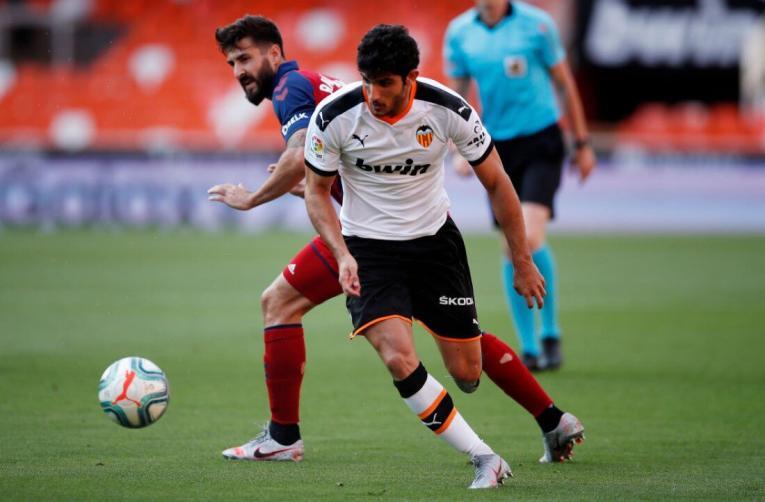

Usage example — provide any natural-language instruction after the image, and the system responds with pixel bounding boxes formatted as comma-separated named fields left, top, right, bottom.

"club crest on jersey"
left=310, top=134, right=324, bottom=159
left=504, top=55, right=527, bottom=78
left=416, top=125, right=434, bottom=148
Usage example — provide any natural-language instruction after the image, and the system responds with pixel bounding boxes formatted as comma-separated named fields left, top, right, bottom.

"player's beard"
left=372, top=82, right=410, bottom=118
left=240, top=62, right=276, bottom=106
left=387, top=83, right=410, bottom=117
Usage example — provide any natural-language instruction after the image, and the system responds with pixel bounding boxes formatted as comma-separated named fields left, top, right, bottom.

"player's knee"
left=448, top=362, right=481, bottom=387
left=455, top=378, right=480, bottom=394
left=260, top=285, right=279, bottom=316
left=380, top=352, right=419, bottom=379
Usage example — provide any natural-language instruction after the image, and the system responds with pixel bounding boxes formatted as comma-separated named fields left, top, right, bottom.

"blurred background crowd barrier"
left=0, top=0, right=764, bottom=232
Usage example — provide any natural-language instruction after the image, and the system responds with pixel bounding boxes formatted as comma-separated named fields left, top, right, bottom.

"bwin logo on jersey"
left=439, top=296, right=475, bottom=306
left=354, top=158, right=431, bottom=176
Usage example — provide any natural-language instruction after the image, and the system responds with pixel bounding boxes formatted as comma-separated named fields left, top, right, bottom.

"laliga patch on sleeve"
left=504, top=55, right=527, bottom=78
left=310, top=134, right=324, bottom=159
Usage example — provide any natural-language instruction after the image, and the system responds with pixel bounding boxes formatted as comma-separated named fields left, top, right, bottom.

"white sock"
left=396, top=364, right=493, bottom=458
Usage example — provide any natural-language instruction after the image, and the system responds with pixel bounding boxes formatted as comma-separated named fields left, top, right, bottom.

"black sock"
left=536, top=404, right=564, bottom=433
left=269, top=421, right=301, bottom=445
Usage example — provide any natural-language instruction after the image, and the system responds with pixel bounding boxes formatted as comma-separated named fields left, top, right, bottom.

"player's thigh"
left=410, top=219, right=482, bottom=343
left=261, top=273, right=316, bottom=325
left=344, top=236, right=412, bottom=338
left=363, top=317, right=419, bottom=380
left=432, top=337, right=482, bottom=383
left=280, top=235, right=342, bottom=305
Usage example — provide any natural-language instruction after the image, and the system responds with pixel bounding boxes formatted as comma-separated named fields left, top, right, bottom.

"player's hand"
left=337, top=253, right=361, bottom=297
left=572, top=144, right=596, bottom=183
left=513, top=259, right=546, bottom=309
left=267, top=164, right=305, bottom=198
left=207, top=183, right=253, bottom=210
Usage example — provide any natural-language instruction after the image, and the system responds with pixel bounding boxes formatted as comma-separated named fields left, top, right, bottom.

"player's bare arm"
left=304, top=168, right=360, bottom=297
left=549, top=61, right=596, bottom=182
left=208, top=129, right=307, bottom=209
left=473, top=147, right=546, bottom=309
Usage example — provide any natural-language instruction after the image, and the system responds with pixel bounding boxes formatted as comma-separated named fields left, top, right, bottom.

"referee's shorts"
left=493, top=123, right=565, bottom=220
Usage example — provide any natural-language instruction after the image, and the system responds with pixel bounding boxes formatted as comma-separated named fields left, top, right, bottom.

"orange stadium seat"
left=13, top=0, right=702, bottom=152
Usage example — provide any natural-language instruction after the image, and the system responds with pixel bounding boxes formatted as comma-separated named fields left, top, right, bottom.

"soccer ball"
left=98, top=356, right=169, bottom=428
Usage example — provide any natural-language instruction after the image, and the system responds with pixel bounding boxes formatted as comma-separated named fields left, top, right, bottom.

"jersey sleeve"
left=538, top=13, right=566, bottom=68
left=272, top=73, right=316, bottom=143
left=443, top=22, right=470, bottom=78
left=304, top=106, right=340, bottom=176
left=449, top=104, right=493, bottom=167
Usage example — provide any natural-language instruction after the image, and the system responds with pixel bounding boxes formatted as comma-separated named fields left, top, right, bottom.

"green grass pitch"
left=1, top=231, right=764, bottom=500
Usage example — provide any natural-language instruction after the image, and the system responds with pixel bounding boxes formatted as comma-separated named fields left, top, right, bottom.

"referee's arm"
left=473, top=147, right=546, bottom=309
left=449, top=77, right=472, bottom=101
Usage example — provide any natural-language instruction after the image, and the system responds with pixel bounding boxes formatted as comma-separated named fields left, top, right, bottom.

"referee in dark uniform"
left=444, top=0, right=596, bottom=371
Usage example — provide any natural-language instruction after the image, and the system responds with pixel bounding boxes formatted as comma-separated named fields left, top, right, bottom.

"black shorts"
left=492, top=123, right=565, bottom=221
left=343, top=217, right=481, bottom=342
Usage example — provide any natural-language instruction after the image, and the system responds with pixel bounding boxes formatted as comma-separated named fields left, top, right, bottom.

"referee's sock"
left=394, top=362, right=493, bottom=459
left=480, top=332, right=553, bottom=417
left=533, top=244, right=561, bottom=340
left=502, top=257, right=539, bottom=357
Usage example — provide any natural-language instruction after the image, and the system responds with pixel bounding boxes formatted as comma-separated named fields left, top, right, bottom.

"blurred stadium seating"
left=616, top=103, right=765, bottom=154
left=0, top=0, right=764, bottom=233
left=0, top=0, right=484, bottom=151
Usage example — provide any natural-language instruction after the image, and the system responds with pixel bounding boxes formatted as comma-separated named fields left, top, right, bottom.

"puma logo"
left=352, top=134, right=368, bottom=147
left=112, top=370, right=141, bottom=407
left=422, top=413, right=442, bottom=427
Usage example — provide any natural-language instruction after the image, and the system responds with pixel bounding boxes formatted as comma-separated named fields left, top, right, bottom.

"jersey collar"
left=362, top=79, right=417, bottom=126
left=475, top=1, right=514, bottom=29
left=268, top=60, right=299, bottom=99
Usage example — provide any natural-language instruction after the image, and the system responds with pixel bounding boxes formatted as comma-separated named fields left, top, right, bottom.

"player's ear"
left=267, top=43, right=282, bottom=64
left=407, top=69, right=419, bottom=84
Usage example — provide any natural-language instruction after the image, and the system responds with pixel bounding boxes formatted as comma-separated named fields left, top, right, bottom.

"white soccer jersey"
left=304, top=77, right=493, bottom=240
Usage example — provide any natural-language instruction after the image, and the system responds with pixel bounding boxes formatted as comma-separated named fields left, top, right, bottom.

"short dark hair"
left=215, top=15, right=284, bottom=56
left=357, top=24, right=419, bottom=79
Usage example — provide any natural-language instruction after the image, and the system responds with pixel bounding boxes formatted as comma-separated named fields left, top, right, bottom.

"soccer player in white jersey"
left=303, top=24, right=582, bottom=489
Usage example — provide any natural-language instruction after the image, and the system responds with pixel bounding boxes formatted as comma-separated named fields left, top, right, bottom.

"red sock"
left=481, top=332, right=553, bottom=417
left=263, top=324, right=305, bottom=425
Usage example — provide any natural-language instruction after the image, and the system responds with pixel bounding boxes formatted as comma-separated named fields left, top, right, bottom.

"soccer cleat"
left=222, top=425, right=304, bottom=462
left=539, top=412, right=584, bottom=463
left=468, top=453, right=512, bottom=489
left=542, top=338, right=562, bottom=370
left=522, top=353, right=545, bottom=372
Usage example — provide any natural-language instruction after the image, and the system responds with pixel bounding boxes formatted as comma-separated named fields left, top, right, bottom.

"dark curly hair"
left=215, top=15, right=284, bottom=56
left=357, top=24, right=419, bottom=79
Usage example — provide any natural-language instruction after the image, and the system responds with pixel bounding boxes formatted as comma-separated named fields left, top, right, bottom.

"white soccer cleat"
left=222, top=425, right=304, bottom=462
left=539, top=412, right=585, bottom=463
left=468, top=453, right=512, bottom=489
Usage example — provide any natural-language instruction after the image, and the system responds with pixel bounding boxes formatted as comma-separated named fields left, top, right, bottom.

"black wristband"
left=574, top=139, right=590, bottom=150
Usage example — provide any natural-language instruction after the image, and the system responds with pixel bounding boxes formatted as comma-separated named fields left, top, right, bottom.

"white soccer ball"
left=98, top=357, right=169, bottom=428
